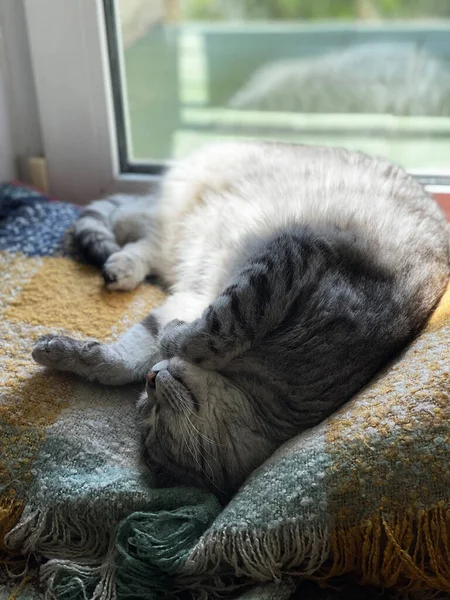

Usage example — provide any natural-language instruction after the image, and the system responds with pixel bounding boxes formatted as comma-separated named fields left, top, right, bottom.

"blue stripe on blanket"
left=0, top=184, right=80, bottom=257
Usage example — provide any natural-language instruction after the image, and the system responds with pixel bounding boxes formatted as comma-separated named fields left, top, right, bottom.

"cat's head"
left=137, top=357, right=276, bottom=501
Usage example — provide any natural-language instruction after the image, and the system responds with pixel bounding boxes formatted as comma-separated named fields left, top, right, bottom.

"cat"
left=32, top=141, right=450, bottom=501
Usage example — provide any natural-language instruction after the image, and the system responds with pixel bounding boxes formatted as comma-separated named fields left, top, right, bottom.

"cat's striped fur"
left=32, top=141, right=450, bottom=500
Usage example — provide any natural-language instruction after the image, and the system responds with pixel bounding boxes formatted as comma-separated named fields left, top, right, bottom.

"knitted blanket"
left=1, top=185, right=450, bottom=600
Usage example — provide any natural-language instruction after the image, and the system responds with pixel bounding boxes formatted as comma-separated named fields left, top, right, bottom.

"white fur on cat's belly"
left=113, top=323, right=160, bottom=374
left=152, top=292, right=210, bottom=328
left=97, top=142, right=447, bottom=304
left=147, top=142, right=447, bottom=307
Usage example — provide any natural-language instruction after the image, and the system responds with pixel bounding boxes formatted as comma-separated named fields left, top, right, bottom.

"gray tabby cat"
left=32, top=141, right=450, bottom=500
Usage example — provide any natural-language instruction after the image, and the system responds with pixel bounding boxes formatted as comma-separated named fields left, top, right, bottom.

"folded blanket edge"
left=182, top=503, right=450, bottom=596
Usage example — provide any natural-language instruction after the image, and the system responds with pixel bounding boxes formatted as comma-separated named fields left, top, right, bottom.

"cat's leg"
left=102, top=238, right=155, bottom=291
left=32, top=317, right=160, bottom=385
left=31, top=292, right=208, bottom=384
left=100, top=199, right=162, bottom=291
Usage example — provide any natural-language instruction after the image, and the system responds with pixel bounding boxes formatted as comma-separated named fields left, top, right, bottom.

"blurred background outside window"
left=114, top=0, right=450, bottom=173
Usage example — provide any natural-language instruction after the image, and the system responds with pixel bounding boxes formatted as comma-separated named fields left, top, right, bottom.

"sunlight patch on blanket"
left=4, top=256, right=165, bottom=340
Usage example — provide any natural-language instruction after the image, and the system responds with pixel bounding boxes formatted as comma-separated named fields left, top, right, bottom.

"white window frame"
left=23, top=0, right=152, bottom=204
left=20, top=0, right=450, bottom=204
left=0, top=64, right=15, bottom=182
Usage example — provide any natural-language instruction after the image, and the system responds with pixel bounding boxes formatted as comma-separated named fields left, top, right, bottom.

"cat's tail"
left=72, top=196, right=124, bottom=267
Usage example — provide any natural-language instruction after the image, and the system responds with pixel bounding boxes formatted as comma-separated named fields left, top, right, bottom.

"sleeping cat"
left=32, top=141, right=450, bottom=500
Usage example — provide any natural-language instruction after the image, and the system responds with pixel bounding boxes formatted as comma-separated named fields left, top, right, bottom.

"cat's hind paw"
left=102, top=253, right=143, bottom=291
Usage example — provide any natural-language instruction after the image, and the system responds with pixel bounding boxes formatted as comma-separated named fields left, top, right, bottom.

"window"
left=21, top=0, right=450, bottom=201
left=108, top=0, right=450, bottom=184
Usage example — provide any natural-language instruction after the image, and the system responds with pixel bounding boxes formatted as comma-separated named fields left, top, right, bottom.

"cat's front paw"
left=32, top=334, right=71, bottom=366
left=32, top=335, right=101, bottom=369
left=159, top=319, right=188, bottom=359
left=159, top=320, right=220, bottom=368
left=102, top=253, right=142, bottom=291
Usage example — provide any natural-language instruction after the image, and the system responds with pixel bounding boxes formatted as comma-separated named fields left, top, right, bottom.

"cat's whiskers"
left=180, top=403, right=223, bottom=449
left=180, top=417, right=225, bottom=496
left=181, top=413, right=225, bottom=494
left=175, top=392, right=208, bottom=423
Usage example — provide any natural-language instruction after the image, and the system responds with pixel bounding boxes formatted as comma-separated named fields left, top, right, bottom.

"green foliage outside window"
left=181, top=0, right=450, bottom=20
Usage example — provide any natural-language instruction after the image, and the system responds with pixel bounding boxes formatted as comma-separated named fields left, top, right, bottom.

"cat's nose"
left=146, top=360, right=169, bottom=389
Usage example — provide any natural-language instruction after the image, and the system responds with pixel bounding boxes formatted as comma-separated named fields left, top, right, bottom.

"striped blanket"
left=1, top=184, right=449, bottom=599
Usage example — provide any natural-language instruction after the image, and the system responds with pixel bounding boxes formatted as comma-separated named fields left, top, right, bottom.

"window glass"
left=113, top=0, right=450, bottom=171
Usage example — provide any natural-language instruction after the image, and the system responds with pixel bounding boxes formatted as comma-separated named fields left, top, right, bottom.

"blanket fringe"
left=0, top=496, right=23, bottom=552
left=0, top=494, right=24, bottom=564
left=185, top=505, right=450, bottom=595
left=0, top=495, right=30, bottom=600
left=2, top=502, right=128, bottom=599
left=2, top=491, right=219, bottom=599
left=3, top=498, right=450, bottom=597
left=326, top=505, right=450, bottom=593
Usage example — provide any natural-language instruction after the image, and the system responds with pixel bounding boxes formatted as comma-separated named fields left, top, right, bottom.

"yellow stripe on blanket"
left=4, top=256, right=166, bottom=339
left=321, top=283, right=450, bottom=593
left=0, top=252, right=166, bottom=572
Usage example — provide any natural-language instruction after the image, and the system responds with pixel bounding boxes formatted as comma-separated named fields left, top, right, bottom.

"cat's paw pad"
left=102, top=254, right=142, bottom=291
left=32, top=336, right=101, bottom=368
left=32, top=334, right=72, bottom=366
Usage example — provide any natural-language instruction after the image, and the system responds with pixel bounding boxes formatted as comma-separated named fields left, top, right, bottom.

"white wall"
left=0, top=0, right=43, bottom=182
left=0, top=63, right=14, bottom=181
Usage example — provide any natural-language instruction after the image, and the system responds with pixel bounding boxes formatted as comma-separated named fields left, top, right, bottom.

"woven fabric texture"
left=0, top=185, right=449, bottom=600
